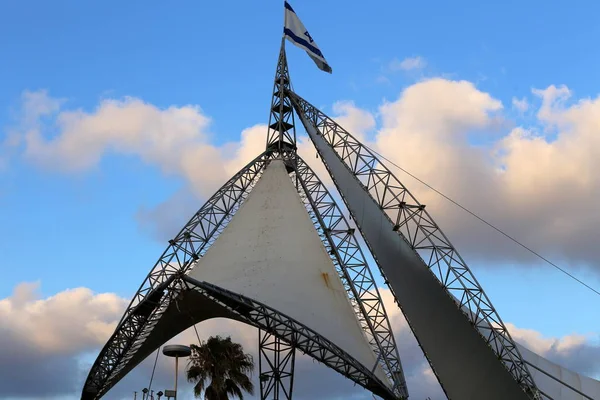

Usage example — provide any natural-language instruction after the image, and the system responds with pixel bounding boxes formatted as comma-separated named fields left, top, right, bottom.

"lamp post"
left=162, top=345, right=191, bottom=399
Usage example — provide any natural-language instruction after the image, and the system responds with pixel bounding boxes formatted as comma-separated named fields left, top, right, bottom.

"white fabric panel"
left=517, top=344, right=600, bottom=400
left=187, top=160, right=389, bottom=385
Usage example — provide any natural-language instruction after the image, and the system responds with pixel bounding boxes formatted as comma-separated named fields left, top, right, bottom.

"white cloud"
left=9, top=91, right=354, bottom=204
left=507, top=323, right=600, bottom=376
left=512, top=96, right=529, bottom=113
left=0, top=282, right=126, bottom=355
left=20, top=93, right=230, bottom=198
left=364, top=79, right=600, bottom=269
left=388, top=56, right=427, bottom=72
left=0, top=282, right=126, bottom=398
left=331, top=101, right=376, bottom=141
left=21, top=89, right=65, bottom=123
left=13, top=91, right=261, bottom=199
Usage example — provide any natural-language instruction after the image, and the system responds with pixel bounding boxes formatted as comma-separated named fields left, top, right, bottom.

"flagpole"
left=279, top=1, right=299, bottom=203
left=281, top=1, right=288, bottom=59
left=278, top=1, right=287, bottom=152
left=277, top=39, right=286, bottom=150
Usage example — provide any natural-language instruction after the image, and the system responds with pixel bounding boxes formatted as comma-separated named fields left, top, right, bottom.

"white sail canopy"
left=517, top=344, right=600, bottom=400
left=188, top=159, right=390, bottom=386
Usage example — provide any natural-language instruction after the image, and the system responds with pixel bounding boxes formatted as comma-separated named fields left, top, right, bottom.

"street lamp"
left=162, top=344, right=192, bottom=399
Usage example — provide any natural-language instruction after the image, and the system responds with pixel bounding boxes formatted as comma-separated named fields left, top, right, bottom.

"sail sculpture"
left=82, top=3, right=600, bottom=400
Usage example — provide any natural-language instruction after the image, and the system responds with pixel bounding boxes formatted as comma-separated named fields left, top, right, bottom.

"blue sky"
left=1, top=0, right=600, bottom=398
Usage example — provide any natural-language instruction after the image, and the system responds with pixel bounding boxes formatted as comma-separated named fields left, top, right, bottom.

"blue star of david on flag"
left=304, top=31, right=314, bottom=43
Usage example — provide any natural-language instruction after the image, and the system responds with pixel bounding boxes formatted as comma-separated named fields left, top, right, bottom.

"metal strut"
left=259, top=331, right=295, bottom=400
left=266, top=39, right=296, bottom=155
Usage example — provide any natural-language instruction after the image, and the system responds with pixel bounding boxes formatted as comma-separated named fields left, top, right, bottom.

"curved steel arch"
left=181, top=276, right=397, bottom=400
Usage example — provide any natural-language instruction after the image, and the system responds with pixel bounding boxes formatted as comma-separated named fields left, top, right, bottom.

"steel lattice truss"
left=259, top=332, right=295, bottom=400
left=292, top=157, right=408, bottom=398
left=82, top=152, right=271, bottom=399
left=266, top=42, right=296, bottom=153
left=181, top=276, right=397, bottom=400
left=289, top=90, right=540, bottom=398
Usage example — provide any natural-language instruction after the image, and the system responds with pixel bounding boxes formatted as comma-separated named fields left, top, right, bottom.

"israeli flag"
left=284, top=1, right=332, bottom=73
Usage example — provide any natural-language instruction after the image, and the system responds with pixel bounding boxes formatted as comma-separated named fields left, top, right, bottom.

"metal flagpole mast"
left=276, top=37, right=285, bottom=151
left=259, top=15, right=298, bottom=400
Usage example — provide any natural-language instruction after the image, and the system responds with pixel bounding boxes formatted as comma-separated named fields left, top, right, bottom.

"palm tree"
left=186, top=335, right=255, bottom=400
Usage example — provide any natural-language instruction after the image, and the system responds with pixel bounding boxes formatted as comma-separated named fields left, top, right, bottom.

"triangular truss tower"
left=82, top=32, right=600, bottom=400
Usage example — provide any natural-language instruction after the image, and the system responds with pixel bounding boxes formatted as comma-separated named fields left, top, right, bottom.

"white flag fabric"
left=283, top=1, right=332, bottom=73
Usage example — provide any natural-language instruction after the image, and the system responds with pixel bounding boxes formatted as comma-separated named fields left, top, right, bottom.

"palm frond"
left=224, top=378, right=245, bottom=400
left=186, top=335, right=255, bottom=399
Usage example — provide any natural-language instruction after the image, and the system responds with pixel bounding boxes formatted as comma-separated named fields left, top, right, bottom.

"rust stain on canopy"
left=321, top=272, right=331, bottom=288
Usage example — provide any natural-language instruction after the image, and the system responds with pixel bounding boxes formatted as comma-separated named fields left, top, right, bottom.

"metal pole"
left=278, top=37, right=286, bottom=151
left=174, top=356, right=179, bottom=399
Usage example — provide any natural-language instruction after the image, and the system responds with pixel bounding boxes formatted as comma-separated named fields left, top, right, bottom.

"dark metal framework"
left=179, top=277, right=398, bottom=400
left=289, top=90, right=540, bottom=398
left=292, top=157, right=407, bottom=398
left=266, top=41, right=296, bottom=154
left=81, top=152, right=271, bottom=399
left=259, top=331, right=295, bottom=400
